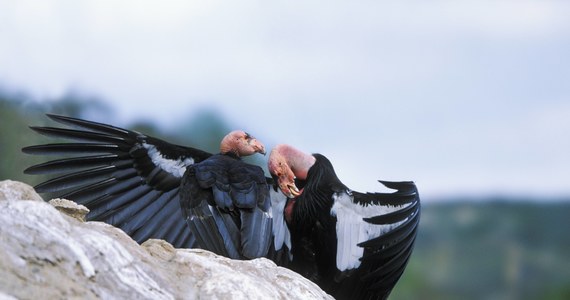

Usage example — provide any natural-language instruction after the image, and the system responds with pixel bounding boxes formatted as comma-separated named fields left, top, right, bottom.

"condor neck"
left=220, top=138, right=239, bottom=157
left=277, top=144, right=316, bottom=180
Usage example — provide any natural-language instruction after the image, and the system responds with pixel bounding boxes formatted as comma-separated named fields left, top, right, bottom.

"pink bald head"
left=268, top=144, right=315, bottom=198
left=220, top=130, right=266, bottom=157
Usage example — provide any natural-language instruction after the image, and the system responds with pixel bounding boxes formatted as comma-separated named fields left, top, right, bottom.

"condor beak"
left=250, top=138, right=266, bottom=155
left=280, top=183, right=303, bottom=198
left=286, top=183, right=301, bottom=198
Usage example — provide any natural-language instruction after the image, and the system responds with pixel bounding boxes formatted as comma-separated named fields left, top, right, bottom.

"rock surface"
left=0, top=180, right=332, bottom=300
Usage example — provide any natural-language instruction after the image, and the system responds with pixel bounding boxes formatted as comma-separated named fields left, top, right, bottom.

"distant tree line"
left=0, top=88, right=237, bottom=187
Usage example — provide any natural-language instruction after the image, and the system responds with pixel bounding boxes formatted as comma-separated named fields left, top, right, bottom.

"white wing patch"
left=330, top=191, right=408, bottom=271
left=270, top=188, right=291, bottom=254
left=142, top=142, right=194, bottom=178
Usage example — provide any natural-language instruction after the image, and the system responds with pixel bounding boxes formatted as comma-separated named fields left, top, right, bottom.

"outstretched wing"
left=330, top=180, right=420, bottom=300
left=22, top=114, right=212, bottom=248
left=179, top=154, right=277, bottom=259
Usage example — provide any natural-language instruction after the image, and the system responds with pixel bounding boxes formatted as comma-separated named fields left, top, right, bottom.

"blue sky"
left=1, top=1, right=569, bottom=200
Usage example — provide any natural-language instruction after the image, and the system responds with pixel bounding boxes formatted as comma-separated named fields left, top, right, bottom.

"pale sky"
left=1, top=1, right=569, bottom=200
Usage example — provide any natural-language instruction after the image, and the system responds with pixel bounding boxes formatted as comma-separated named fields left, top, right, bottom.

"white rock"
left=0, top=180, right=332, bottom=300
left=0, top=180, right=43, bottom=202
left=49, top=198, right=90, bottom=222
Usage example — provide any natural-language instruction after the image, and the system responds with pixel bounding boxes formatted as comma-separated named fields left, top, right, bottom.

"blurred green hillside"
left=391, top=201, right=570, bottom=300
left=0, top=89, right=236, bottom=187
left=1, top=91, right=569, bottom=299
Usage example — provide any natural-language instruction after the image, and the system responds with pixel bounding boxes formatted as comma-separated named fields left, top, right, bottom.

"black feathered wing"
left=179, top=154, right=291, bottom=260
left=22, top=114, right=212, bottom=248
left=330, top=181, right=420, bottom=300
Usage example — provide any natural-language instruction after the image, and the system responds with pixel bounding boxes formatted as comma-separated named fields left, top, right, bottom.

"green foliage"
left=0, top=90, right=112, bottom=186
left=170, top=108, right=232, bottom=153
left=0, top=94, right=49, bottom=185
left=391, top=201, right=570, bottom=300
left=0, top=90, right=233, bottom=186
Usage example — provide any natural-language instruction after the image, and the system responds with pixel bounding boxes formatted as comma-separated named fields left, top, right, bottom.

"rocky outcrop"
left=0, top=180, right=331, bottom=300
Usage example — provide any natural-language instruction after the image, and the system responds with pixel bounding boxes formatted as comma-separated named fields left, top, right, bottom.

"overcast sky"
left=1, top=1, right=569, bottom=200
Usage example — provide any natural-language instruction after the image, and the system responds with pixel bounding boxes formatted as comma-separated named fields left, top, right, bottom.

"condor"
left=23, top=114, right=420, bottom=300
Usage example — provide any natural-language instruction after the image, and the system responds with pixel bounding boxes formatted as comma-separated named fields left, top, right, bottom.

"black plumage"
left=23, top=114, right=210, bottom=248
left=23, top=114, right=420, bottom=300
left=179, top=153, right=273, bottom=259
left=285, top=154, right=420, bottom=300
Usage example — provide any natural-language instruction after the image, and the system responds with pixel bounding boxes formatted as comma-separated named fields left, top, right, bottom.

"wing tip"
left=378, top=180, right=417, bottom=189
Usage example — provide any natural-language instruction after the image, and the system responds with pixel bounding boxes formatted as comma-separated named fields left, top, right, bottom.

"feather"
left=29, top=126, right=129, bottom=146
left=179, top=153, right=278, bottom=260
left=23, top=154, right=126, bottom=175
left=22, top=143, right=122, bottom=155
left=284, top=154, right=420, bottom=300
left=331, top=191, right=406, bottom=271
left=240, top=205, right=272, bottom=259
left=23, top=114, right=208, bottom=250
left=34, top=166, right=117, bottom=193
left=141, top=142, right=194, bottom=178
left=46, top=113, right=131, bottom=135
left=187, top=202, right=241, bottom=258
left=130, top=189, right=181, bottom=243
left=270, top=188, right=291, bottom=252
